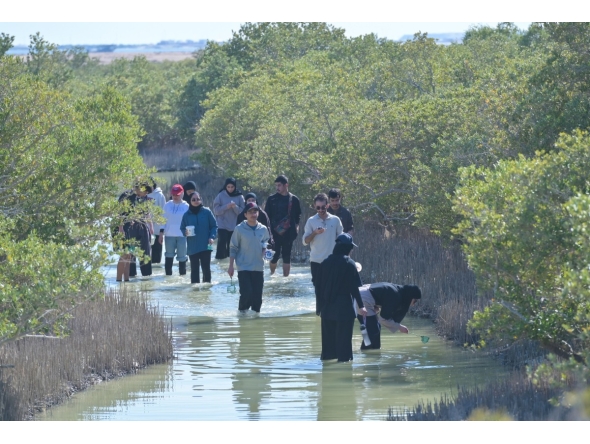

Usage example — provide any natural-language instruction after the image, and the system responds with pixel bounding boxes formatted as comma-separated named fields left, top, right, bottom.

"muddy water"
left=37, top=257, right=508, bottom=421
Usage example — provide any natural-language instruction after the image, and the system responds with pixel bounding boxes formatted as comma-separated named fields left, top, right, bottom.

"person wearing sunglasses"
left=303, top=193, right=343, bottom=315
left=180, top=192, right=218, bottom=283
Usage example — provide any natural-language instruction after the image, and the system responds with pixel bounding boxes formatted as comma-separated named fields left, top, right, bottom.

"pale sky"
left=0, top=22, right=534, bottom=46
left=0, top=1, right=577, bottom=46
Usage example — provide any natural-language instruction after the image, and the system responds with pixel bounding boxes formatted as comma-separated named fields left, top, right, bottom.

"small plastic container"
left=186, top=225, right=195, bottom=236
left=264, top=249, right=274, bottom=260
left=360, top=324, right=371, bottom=346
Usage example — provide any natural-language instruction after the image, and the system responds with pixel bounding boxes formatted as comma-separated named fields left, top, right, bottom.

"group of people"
left=115, top=175, right=422, bottom=364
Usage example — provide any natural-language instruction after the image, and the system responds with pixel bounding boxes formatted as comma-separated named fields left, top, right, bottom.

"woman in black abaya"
left=317, top=234, right=367, bottom=362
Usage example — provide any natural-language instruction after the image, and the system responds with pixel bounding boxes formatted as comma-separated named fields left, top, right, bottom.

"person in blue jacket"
left=180, top=191, right=218, bottom=284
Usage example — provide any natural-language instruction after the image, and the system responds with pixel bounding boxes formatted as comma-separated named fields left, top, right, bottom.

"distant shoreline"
left=89, top=51, right=196, bottom=64
left=14, top=51, right=197, bottom=64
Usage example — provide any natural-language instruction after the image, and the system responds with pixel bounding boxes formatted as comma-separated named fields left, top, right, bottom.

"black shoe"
left=178, top=260, right=187, bottom=275
left=164, top=257, right=173, bottom=276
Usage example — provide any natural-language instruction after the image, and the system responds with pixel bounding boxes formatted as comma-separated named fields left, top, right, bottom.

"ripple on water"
left=37, top=260, right=509, bottom=420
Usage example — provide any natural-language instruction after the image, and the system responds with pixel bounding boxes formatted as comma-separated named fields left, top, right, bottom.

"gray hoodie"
left=229, top=221, right=270, bottom=272
left=213, top=190, right=245, bottom=231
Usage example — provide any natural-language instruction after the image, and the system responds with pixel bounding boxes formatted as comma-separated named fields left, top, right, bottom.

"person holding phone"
left=303, top=193, right=343, bottom=315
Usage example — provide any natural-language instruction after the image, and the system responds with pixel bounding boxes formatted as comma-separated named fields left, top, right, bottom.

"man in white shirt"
left=159, top=184, right=190, bottom=275
left=303, top=192, right=343, bottom=315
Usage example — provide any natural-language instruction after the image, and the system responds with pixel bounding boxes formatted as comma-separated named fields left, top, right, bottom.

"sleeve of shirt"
left=179, top=213, right=187, bottom=237
left=293, top=196, right=302, bottom=224
left=235, top=196, right=245, bottom=214
left=302, top=217, right=313, bottom=246
left=264, top=197, right=272, bottom=221
left=336, top=217, right=343, bottom=237
left=350, top=263, right=364, bottom=309
left=213, top=193, right=224, bottom=216
left=229, top=229, right=239, bottom=258
left=346, top=210, right=354, bottom=233
left=208, top=210, right=218, bottom=239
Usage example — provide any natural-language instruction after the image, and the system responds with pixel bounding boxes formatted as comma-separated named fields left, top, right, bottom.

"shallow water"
left=37, top=255, right=508, bottom=421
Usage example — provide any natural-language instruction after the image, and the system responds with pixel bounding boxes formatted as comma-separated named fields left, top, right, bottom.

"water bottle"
left=360, top=324, right=371, bottom=346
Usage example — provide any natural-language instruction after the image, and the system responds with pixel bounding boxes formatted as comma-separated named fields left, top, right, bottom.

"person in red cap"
left=228, top=202, right=270, bottom=314
left=159, top=184, right=190, bottom=275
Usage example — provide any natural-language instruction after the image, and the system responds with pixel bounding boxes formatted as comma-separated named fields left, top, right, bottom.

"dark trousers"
left=126, top=222, right=152, bottom=276
left=151, top=235, right=163, bottom=263
left=237, top=270, right=264, bottom=312
left=310, top=261, right=322, bottom=315
left=270, top=233, right=293, bottom=264
left=320, top=318, right=355, bottom=362
left=216, top=229, right=233, bottom=259
left=189, top=250, right=212, bottom=283
left=357, top=314, right=381, bottom=350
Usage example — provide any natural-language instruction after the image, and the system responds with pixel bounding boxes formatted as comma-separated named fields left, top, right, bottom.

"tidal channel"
left=37, top=257, right=508, bottom=421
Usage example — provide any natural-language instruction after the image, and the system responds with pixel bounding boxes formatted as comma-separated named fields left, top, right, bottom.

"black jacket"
left=264, top=192, right=302, bottom=240
left=369, top=283, right=420, bottom=323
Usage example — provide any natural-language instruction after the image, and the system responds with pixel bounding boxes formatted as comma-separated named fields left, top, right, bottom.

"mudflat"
left=89, top=51, right=196, bottom=64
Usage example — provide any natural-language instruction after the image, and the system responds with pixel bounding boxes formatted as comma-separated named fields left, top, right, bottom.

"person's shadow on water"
left=317, top=361, right=358, bottom=421
left=230, top=316, right=271, bottom=420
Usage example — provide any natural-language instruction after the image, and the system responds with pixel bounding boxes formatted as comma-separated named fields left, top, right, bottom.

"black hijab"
left=219, top=177, right=242, bottom=197
left=183, top=181, right=197, bottom=203
left=392, top=285, right=422, bottom=323
left=244, top=192, right=257, bottom=203
left=188, top=193, right=203, bottom=214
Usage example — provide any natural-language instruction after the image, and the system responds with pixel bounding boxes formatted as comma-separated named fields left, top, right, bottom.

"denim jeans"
left=164, top=236, right=188, bottom=262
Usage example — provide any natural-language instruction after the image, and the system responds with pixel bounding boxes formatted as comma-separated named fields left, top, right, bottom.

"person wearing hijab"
left=317, top=233, right=367, bottom=362
left=182, top=181, right=197, bottom=203
left=180, top=191, right=218, bottom=283
left=236, top=192, right=273, bottom=247
left=354, top=283, right=422, bottom=350
left=213, top=178, right=245, bottom=260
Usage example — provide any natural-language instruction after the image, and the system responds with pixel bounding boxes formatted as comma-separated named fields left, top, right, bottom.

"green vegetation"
left=2, top=22, right=590, bottom=417
left=0, top=38, right=152, bottom=345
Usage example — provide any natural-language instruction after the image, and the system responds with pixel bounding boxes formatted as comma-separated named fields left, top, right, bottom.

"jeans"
left=164, top=236, right=188, bottom=262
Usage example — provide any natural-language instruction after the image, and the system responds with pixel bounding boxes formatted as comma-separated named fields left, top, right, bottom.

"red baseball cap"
left=171, top=184, right=184, bottom=196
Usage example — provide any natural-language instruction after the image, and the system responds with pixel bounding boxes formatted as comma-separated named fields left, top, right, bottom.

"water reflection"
left=38, top=257, right=509, bottom=421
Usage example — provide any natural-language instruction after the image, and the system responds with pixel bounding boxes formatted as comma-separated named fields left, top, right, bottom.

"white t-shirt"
left=302, top=213, right=343, bottom=263
left=163, top=200, right=189, bottom=237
